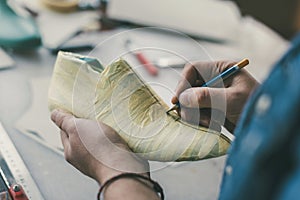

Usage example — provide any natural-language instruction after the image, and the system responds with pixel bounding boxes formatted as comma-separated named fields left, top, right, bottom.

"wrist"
left=98, top=173, right=163, bottom=200
left=96, top=166, right=149, bottom=184
left=94, top=154, right=149, bottom=185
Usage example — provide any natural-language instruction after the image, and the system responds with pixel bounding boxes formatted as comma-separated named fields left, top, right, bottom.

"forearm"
left=51, top=111, right=161, bottom=199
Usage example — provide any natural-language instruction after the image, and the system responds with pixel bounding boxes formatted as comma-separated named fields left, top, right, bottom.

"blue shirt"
left=219, top=33, right=300, bottom=200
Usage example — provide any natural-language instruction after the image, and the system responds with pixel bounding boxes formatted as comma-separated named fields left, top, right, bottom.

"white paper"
left=107, top=0, right=241, bottom=41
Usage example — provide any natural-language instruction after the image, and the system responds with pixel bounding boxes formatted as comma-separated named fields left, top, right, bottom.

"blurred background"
left=0, top=0, right=289, bottom=199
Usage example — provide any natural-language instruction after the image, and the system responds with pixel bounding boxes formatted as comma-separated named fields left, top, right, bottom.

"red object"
left=135, top=52, right=158, bottom=76
left=9, top=184, right=29, bottom=200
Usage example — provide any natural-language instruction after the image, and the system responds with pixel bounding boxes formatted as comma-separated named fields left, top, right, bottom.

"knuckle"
left=63, top=116, right=77, bottom=134
left=196, top=88, right=209, bottom=104
left=56, top=117, right=64, bottom=129
left=228, top=89, right=246, bottom=105
left=183, top=62, right=194, bottom=70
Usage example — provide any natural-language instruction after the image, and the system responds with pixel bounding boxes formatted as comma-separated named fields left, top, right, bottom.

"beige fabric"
left=48, top=51, right=230, bottom=161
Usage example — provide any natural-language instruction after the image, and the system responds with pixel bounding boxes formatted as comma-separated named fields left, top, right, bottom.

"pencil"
left=202, top=58, right=249, bottom=87
left=167, top=59, right=249, bottom=113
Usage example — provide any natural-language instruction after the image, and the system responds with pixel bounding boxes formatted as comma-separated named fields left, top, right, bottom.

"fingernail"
left=171, top=96, right=178, bottom=104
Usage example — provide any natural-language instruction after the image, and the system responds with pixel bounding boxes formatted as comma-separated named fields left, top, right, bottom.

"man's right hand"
left=171, top=60, right=259, bottom=133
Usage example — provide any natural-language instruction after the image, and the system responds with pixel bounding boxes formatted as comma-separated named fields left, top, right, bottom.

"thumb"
left=51, top=109, right=75, bottom=132
left=179, top=87, right=226, bottom=111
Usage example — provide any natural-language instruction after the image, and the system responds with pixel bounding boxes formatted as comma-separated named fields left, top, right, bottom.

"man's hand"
left=51, top=110, right=149, bottom=184
left=172, top=60, right=259, bottom=133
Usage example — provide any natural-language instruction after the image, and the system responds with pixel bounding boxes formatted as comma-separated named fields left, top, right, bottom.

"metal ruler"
left=0, top=122, right=44, bottom=199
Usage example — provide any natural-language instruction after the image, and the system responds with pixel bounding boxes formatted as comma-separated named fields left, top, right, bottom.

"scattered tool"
left=0, top=122, right=44, bottom=200
left=155, top=57, right=186, bottom=68
left=124, top=38, right=158, bottom=76
left=41, top=0, right=103, bottom=12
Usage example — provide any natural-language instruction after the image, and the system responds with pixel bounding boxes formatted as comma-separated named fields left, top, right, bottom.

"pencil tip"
left=166, top=104, right=179, bottom=114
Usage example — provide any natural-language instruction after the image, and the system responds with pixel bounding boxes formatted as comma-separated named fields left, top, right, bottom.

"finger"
left=172, top=63, right=198, bottom=104
left=214, top=60, right=238, bottom=74
left=179, top=87, right=226, bottom=111
left=171, top=61, right=237, bottom=104
left=173, top=61, right=217, bottom=103
left=180, top=108, right=222, bottom=132
left=180, top=107, right=200, bottom=125
left=198, top=109, right=224, bottom=132
left=60, top=130, right=70, bottom=149
left=60, top=130, right=73, bottom=162
left=51, top=109, right=75, bottom=134
left=199, top=119, right=222, bottom=132
left=172, top=61, right=217, bottom=104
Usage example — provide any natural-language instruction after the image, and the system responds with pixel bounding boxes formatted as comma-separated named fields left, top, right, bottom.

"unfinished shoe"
left=48, top=51, right=231, bottom=161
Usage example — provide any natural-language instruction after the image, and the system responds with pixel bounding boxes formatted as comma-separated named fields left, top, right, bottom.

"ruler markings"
left=0, top=123, right=44, bottom=199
